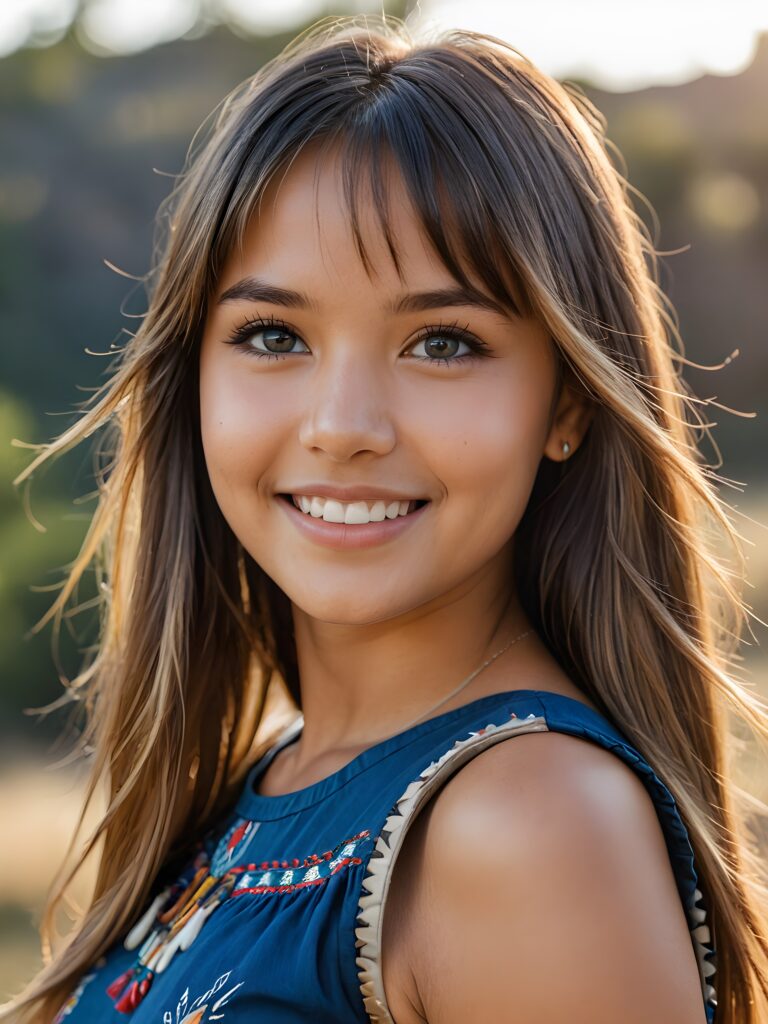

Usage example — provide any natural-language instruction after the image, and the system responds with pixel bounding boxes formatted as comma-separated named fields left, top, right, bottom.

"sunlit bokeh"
left=419, top=0, right=768, bottom=88
left=2, top=0, right=768, bottom=87
left=688, top=172, right=762, bottom=233
left=78, top=0, right=199, bottom=54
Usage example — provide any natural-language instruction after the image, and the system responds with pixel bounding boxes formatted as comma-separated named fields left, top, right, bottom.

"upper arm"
left=408, top=732, right=705, bottom=1024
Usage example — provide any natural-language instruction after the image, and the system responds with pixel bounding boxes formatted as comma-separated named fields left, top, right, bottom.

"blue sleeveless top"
left=53, top=689, right=718, bottom=1023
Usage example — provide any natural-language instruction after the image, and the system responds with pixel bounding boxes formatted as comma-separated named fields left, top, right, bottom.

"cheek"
left=198, top=355, right=287, bottom=503
left=421, top=373, right=549, bottom=522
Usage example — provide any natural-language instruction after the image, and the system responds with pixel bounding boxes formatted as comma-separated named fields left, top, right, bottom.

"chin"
left=284, top=588, right=418, bottom=627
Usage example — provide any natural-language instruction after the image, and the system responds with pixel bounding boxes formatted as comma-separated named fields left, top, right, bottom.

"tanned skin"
left=199, top=143, right=703, bottom=1021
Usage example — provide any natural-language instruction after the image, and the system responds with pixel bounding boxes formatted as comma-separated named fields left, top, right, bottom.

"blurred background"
left=1, top=0, right=767, bottom=1001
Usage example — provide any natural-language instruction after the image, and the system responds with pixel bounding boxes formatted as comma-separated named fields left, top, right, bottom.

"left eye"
left=409, top=331, right=474, bottom=361
left=246, top=326, right=308, bottom=356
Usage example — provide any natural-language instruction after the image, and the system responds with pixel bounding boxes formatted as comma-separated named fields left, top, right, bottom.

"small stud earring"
left=562, top=441, right=570, bottom=456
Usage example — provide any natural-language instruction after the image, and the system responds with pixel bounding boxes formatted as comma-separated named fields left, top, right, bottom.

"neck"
left=284, top=574, right=535, bottom=770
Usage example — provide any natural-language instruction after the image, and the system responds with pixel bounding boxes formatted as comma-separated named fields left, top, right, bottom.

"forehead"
left=219, top=142, right=454, bottom=294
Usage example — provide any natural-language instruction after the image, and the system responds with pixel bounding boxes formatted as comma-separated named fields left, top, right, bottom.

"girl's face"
left=199, top=145, right=577, bottom=628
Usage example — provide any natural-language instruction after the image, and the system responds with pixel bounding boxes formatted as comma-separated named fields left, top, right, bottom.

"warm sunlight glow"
left=2, top=0, right=767, bottom=90
left=417, top=0, right=768, bottom=89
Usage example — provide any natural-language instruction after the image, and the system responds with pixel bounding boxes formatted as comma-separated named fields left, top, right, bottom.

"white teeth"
left=346, top=501, right=381, bottom=524
left=323, top=500, right=345, bottom=524
left=291, top=495, right=421, bottom=524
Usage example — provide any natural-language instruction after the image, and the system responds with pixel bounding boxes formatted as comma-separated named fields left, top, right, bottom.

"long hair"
left=4, top=15, right=767, bottom=1023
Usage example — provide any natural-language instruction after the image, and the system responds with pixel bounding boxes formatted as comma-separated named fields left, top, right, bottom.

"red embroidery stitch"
left=230, top=829, right=371, bottom=876
left=231, top=856, right=364, bottom=896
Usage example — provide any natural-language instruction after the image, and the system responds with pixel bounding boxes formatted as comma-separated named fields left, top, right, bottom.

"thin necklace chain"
left=285, top=627, right=533, bottom=753
left=392, top=626, right=532, bottom=735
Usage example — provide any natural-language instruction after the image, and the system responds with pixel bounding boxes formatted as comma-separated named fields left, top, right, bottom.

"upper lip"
left=280, top=484, right=429, bottom=502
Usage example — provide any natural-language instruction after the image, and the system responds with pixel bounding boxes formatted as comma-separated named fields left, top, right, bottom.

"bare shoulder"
left=388, top=731, right=705, bottom=1024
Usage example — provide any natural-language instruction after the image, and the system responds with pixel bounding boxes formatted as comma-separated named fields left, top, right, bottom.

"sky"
left=2, top=0, right=768, bottom=90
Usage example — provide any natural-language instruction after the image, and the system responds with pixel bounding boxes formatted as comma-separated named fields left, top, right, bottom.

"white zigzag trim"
left=354, top=712, right=549, bottom=1023
left=687, top=884, right=718, bottom=1011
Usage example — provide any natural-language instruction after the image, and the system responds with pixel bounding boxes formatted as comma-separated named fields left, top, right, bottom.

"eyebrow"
left=215, top=275, right=512, bottom=317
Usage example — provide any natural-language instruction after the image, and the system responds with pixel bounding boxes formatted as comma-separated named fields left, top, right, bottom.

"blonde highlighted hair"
left=4, top=15, right=768, bottom=1022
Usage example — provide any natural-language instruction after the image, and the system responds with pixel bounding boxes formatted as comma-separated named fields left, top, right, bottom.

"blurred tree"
left=0, top=392, right=92, bottom=749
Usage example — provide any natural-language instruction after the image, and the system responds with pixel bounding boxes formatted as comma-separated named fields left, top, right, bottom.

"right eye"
left=223, top=316, right=309, bottom=361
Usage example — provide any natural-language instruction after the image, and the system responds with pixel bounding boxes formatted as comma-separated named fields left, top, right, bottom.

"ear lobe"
left=543, top=380, right=595, bottom=462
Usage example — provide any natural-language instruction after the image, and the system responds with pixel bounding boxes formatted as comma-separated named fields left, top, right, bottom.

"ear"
left=543, top=370, right=595, bottom=463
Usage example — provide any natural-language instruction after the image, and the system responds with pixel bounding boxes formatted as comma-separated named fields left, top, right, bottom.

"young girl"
left=4, top=15, right=768, bottom=1024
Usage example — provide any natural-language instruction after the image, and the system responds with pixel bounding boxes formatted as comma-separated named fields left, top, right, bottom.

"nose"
left=297, top=350, right=397, bottom=461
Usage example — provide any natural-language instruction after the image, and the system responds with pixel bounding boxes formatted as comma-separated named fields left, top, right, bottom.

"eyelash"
left=222, top=314, right=492, bottom=367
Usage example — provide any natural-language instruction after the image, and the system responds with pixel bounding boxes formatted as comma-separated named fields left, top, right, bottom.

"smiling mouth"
left=278, top=493, right=434, bottom=524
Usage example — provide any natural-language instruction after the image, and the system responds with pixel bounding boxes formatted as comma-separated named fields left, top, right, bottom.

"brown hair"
left=4, top=14, right=767, bottom=1022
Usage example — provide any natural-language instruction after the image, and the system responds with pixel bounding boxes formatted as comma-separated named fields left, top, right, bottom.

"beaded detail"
left=233, top=830, right=372, bottom=895
left=105, top=821, right=373, bottom=1015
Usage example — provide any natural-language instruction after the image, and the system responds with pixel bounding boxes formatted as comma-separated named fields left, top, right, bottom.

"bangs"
left=332, top=129, right=532, bottom=319
left=219, top=53, right=539, bottom=321
left=210, top=32, right=607, bottom=330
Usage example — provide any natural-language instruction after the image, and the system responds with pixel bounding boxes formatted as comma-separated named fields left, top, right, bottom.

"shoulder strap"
left=354, top=698, right=717, bottom=1024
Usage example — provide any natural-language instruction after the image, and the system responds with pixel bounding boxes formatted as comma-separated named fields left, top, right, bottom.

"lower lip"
left=276, top=495, right=431, bottom=550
